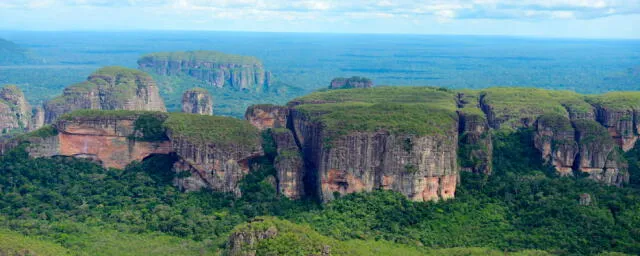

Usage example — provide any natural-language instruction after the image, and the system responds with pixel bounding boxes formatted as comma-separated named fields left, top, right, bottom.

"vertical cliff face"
left=164, top=113, right=263, bottom=196
left=43, top=66, right=166, bottom=124
left=457, top=92, right=493, bottom=174
left=30, top=106, right=45, bottom=131
left=285, top=88, right=461, bottom=202
left=587, top=92, right=640, bottom=151
left=244, top=105, right=289, bottom=130
left=270, top=129, right=305, bottom=199
left=0, top=85, right=31, bottom=135
left=181, top=88, right=213, bottom=115
left=533, top=114, right=579, bottom=176
left=138, top=51, right=272, bottom=91
left=573, top=120, right=629, bottom=186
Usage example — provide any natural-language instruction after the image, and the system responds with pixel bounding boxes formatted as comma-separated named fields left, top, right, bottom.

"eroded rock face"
left=329, top=76, right=373, bottom=89
left=138, top=51, right=272, bottom=91
left=458, top=112, right=493, bottom=174
left=593, top=105, right=639, bottom=151
left=271, top=129, right=304, bottom=199
left=43, top=67, right=166, bottom=124
left=31, top=106, right=45, bottom=131
left=181, top=88, right=213, bottom=115
left=245, top=105, right=289, bottom=130
left=0, top=85, right=31, bottom=134
left=168, top=132, right=263, bottom=196
left=290, top=109, right=458, bottom=202
left=533, top=114, right=579, bottom=176
left=573, top=120, right=629, bottom=186
left=226, top=219, right=279, bottom=256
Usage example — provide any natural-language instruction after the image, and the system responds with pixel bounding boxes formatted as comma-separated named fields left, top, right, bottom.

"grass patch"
left=164, top=113, right=261, bottom=148
left=59, top=109, right=167, bottom=121
left=0, top=229, right=71, bottom=256
left=139, top=51, right=262, bottom=66
left=586, top=91, right=640, bottom=111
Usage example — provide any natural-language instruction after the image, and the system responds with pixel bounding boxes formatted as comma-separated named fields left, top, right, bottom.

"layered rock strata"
left=138, top=51, right=272, bottom=91
left=244, top=104, right=289, bottom=130
left=0, top=85, right=32, bottom=135
left=43, top=66, right=166, bottom=124
left=181, top=88, right=213, bottom=115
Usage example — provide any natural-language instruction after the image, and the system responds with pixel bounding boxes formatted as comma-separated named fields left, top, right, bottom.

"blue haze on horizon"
left=0, top=0, right=638, bottom=39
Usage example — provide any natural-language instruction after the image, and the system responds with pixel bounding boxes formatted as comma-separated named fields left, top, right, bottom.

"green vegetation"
left=133, top=113, right=169, bottom=141
left=59, top=109, right=166, bottom=121
left=0, top=126, right=640, bottom=255
left=479, top=87, right=593, bottom=129
left=0, top=38, right=41, bottom=65
left=297, top=102, right=457, bottom=138
left=0, top=229, right=71, bottom=256
left=164, top=113, right=261, bottom=147
left=586, top=91, right=640, bottom=111
left=139, top=51, right=262, bottom=65
left=293, top=86, right=457, bottom=108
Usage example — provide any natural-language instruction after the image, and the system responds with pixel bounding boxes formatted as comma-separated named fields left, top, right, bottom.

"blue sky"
left=0, top=0, right=638, bottom=38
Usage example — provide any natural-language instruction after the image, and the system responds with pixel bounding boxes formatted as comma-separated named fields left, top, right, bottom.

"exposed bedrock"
left=43, top=67, right=166, bottom=124
left=533, top=115, right=629, bottom=186
left=181, top=88, right=213, bottom=115
left=290, top=108, right=458, bottom=202
left=592, top=105, right=639, bottom=151
left=244, top=104, right=289, bottom=130
left=270, top=129, right=305, bottom=199
left=0, top=85, right=32, bottom=135
left=457, top=112, right=493, bottom=175
left=137, top=51, right=272, bottom=91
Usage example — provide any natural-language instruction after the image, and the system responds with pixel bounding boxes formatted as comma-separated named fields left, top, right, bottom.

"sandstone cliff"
left=181, top=88, right=213, bottom=115
left=164, top=113, right=263, bottom=196
left=244, top=104, right=289, bottom=130
left=587, top=92, right=640, bottom=151
left=533, top=114, right=579, bottom=176
left=329, top=76, right=373, bottom=89
left=43, top=66, right=166, bottom=124
left=268, top=87, right=461, bottom=202
left=270, top=129, right=305, bottom=199
left=0, top=85, right=31, bottom=135
left=138, top=51, right=272, bottom=91
left=457, top=91, right=493, bottom=174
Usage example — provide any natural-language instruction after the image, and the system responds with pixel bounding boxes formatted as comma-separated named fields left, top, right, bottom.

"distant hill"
left=0, top=38, right=41, bottom=65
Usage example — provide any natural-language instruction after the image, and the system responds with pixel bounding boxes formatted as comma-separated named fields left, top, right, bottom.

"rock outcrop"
left=30, top=105, right=45, bottom=131
left=270, top=129, right=305, bottom=199
left=43, top=66, right=166, bottom=124
left=457, top=92, right=493, bottom=174
left=138, top=51, right=272, bottom=91
left=165, top=113, right=263, bottom=196
left=329, top=76, right=373, bottom=89
left=573, top=120, right=629, bottom=186
left=244, top=104, right=289, bottom=130
left=1, top=110, right=263, bottom=196
left=533, top=115, right=629, bottom=186
left=533, top=114, right=579, bottom=176
left=0, top=85, right=31, bottom=135
left=181, top=88, right=213, bottom=115
left=588, top=93, right=640, bottom=151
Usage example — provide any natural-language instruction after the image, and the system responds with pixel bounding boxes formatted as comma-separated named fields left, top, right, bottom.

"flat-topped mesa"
left=479, top=87, right=595, bottom=130
left=138, top=51, right=272, bottom=91
left=289, top=87, right=460, bottom=202
left=43, top=66, right=167, bottom=124
left=4, top=110, right=173, bottom=169
left=244, top=104, right=289, bottom=130
left=0, top=85, right=32, bottom=135
left=329, top=76, right=373, bottom=89
left=181, top=88, right=213, bottom=115
left=165, top=113, right=263, bottom=196
left=587, top=92, right=640, bottom=151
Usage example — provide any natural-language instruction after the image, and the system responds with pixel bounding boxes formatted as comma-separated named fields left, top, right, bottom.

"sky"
left=0, top=0, right=638, bottom=39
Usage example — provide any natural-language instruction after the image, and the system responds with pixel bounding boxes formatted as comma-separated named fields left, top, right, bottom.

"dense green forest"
left=0, top=128, right=638, bottom=255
